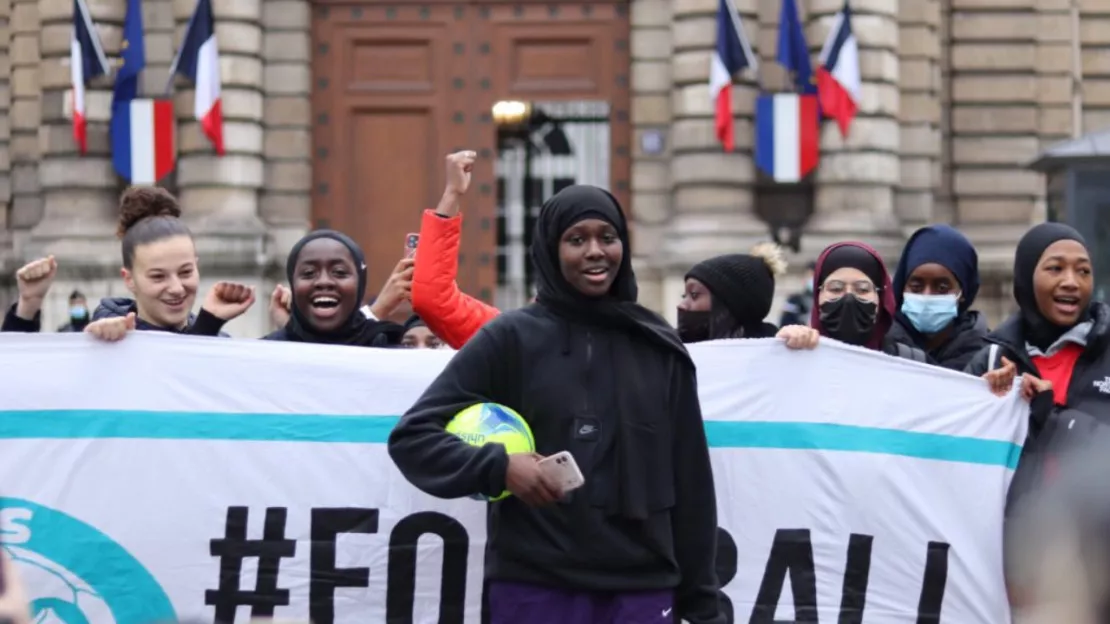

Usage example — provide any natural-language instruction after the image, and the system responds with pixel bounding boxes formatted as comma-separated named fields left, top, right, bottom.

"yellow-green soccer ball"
left=446, top=403, right=535, bottom=501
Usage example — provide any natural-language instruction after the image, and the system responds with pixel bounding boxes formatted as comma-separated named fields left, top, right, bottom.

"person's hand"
left=203, top=282, right=256, bottom=321
left=504, top=453, right=563, bottom=507
left=85, top=312, right=135, bottom=342
left=0, top=551, right=30, bottom=624
left=269, top=284, right=291, bottom=328
left=369, top=258, right=415, bottom=321
left=445, top=150, right=476, bottom=197
left=777, top=325, right=820, bottom=350
left=15, top=256, right=57, bottom=319
left=983, top=356, right=1017, bottom=397
left=1020, top=374, right=1053, bottom=402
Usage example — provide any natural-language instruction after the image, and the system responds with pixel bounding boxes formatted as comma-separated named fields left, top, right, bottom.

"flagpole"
left=1070, top=0, right=1082, bottom=138
left=724, top=0, right=757, bottom=71
left=164, top=0, right=201, bottom=97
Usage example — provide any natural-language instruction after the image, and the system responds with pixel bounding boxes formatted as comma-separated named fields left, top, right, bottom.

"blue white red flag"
left=170, top=0, right=224, bottom=155
left=755, top=93, right=819, bottom=183
left=109, top=0, right=175, bottom=184
left=817, top=1, right=861, bottom=137
left=71, top=0, right=109, bottom=154
left=110, top=99, right=176, bottom=185
left=709, top=0, right=757, bottom=152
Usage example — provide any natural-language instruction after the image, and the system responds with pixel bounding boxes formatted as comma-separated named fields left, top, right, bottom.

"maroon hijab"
left=809, top=241, right=896, bottom=351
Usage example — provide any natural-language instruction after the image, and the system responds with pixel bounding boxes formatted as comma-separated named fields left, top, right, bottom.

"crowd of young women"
left=1, top=149, right=1104, bottom=623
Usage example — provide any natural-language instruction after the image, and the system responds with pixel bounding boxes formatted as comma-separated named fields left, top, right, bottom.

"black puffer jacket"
left=886, top=311, right=990, bottom=371
left=92, top=297, right=229, bottom=337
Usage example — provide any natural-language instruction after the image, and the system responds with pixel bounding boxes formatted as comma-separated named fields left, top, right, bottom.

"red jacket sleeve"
left=411, top=209, right=501, bottom=350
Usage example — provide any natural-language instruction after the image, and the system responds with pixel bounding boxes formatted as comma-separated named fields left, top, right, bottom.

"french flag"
left=709, top=0, right=757, bottom=152
left=817, top=1, right=861, bottom=138
left=109, top=0, right=176, bottom=185
left=112, top=99, right=176, bottom=185
left=170, top=0, right=224, bottom=155
left=754, top=93, right=820, bottom=183
left=70, top=0, right=109, bottom=154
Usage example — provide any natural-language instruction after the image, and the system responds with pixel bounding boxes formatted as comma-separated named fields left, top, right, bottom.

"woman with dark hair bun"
left=83, top=186, right=256, bottom=341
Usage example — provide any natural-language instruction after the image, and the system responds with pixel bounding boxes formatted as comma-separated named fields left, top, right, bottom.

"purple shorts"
left=487, top=581, right=675, bottom=624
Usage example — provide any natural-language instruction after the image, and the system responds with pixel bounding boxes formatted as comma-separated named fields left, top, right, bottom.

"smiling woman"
left=388, top=185, right=725, bottom=624
left=262, top=230, right=405, bottom=347
left=83, top=186, right=256, bottom=341
left=557, top=217, right=622, bottom=298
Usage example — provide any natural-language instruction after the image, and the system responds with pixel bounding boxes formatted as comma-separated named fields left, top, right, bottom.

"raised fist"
left=203, top=282, right=256, bottom=321
left=269, top=284, right=292, bottom=328
left=16, top=256, right=57, bottom=303
left=444, top=150, right=477, bottom=196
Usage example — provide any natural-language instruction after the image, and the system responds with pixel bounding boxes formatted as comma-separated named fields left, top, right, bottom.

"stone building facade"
left=0, top=0, right=1091, bottom=335
left=631, top=0, right=1088, bottom=326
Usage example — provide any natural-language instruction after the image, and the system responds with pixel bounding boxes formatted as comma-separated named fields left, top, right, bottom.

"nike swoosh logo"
left=662, top=608, right=672, bottom=617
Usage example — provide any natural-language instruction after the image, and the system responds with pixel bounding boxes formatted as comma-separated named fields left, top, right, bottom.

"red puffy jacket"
left=410, top=210, right=500, bottom=349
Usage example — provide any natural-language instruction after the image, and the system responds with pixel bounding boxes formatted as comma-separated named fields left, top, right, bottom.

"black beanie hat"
left=686, top=253, right=777, bottom=326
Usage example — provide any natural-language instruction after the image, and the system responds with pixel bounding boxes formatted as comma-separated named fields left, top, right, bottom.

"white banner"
left=0, top=334, right=1027, bottom=623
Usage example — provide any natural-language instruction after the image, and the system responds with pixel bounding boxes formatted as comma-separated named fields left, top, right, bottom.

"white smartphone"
left=538, top=451, right=585, bottom=493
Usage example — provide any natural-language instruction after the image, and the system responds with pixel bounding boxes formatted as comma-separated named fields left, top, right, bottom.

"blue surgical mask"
left=901, top=293, right=959, bottom=334
left=69, top=306, right=88, bottom=320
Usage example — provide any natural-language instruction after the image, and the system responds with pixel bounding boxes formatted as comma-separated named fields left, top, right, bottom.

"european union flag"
left=112, top=0, right=145, bottom=104
left=777, top=0, right=815, bottom=94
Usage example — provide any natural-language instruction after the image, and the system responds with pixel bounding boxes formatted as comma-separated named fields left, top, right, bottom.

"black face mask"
left=819, top=295, right=878, bottom=346
left=677, top=309, right=711, bottom=343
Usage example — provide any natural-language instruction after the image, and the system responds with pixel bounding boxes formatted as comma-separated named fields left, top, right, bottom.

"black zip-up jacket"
left=388, top=306, right=724, bottom=624
left=965, top=303, right=1110, bottom=512
left=887, top=311, right=990, bottom=371
left=92, top=297, right=229, bottom=337
left=965, top=302, right=1110, bottom=420
left=1, top=303, right=40, bottom=333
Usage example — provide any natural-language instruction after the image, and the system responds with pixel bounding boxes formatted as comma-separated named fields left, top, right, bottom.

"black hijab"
left=282, top=230, right=403, bottom=347
left=531, top=185, right=689, bottom=365
left=1013, top=223, right=1089, bottom=352
left=531, top=185, right=690, bottom=521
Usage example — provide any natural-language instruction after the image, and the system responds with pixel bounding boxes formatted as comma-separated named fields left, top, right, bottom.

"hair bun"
left=116, top=186, right=182, bottom=239
left=750, top=242, right=788, bottom=277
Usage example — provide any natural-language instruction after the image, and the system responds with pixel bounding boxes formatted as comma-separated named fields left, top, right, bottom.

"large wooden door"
left=311, top=1, right=630, bottom=304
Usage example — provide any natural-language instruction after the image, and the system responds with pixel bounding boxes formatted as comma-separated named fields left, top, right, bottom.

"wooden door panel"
left=312, top=4, right=468, bottom=297
left=347, top=108, right=434, bottom=291
left=494, top=23, right=614, bottom=95
left=311, top=1, right=631, bottom=306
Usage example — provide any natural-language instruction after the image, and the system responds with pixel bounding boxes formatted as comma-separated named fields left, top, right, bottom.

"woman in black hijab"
left=400, top=314, right=445, bottom=349
left=388, top=185, right=723, bottom=624
left=966, top=223, right=1108, bottom=413
left=263, top=230, right=405, bottom=347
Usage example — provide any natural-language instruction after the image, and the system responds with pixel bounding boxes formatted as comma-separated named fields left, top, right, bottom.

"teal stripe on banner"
left=0, top=410, right=1021, bottom=469
left=705, top=421, right=1021, bottom=470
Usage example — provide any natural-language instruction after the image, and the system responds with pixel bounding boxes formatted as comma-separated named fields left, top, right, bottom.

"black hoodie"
left=92, top=297, right=228, bottom=336
left=388, top=186, right=724, bottom=623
